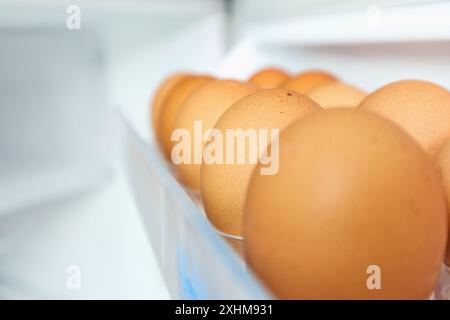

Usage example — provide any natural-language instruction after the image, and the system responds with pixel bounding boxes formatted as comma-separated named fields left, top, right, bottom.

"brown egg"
left=151, top=73, right=189, bottom=137
left=307, top=82, right=366, bottom=108
left=248, top=67, right=290, bottom=89
left=157, top=75, right=213, bottom=158
left=436, top=139, right=450, bottom=266
left=244, top=108, right=447, bottom=299
left=359, top=80, right=450, bottom=157
left=201, top=89, right=321, bottom=237
left=171, top=79, right=258, bottom=191
left=283, top=70, right=337, bottom=94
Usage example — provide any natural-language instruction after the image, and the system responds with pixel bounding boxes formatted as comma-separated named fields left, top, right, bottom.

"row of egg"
left=151, top=67, right=450, bottom=299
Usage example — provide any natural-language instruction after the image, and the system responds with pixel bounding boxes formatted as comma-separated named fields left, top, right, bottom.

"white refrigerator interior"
left=0, top=0, right=449, bottom=299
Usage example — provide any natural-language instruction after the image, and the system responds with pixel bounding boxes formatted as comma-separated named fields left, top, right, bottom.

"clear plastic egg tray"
left=122, top=115, right=270, bottom=299
left=122, top=34, right=450, bottom=299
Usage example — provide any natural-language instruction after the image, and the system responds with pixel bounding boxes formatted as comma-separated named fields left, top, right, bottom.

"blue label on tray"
left=177, top=244, right=209, bottom=299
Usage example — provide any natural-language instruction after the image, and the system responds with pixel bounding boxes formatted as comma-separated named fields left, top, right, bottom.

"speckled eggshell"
left=308, top=82, right=366, bottom=109
left=172, top=79, right=258, bottom=192
left=201, top=89, right=322, bottom=237
left=436, top=139, right=450, bottom=266
left=283, top=70, right=337, bottom=94
left=157, top=75, right=213, bottom=158
left=248, top=67, right=290, bottom=89
left=151, top=73, right=189, bottom=138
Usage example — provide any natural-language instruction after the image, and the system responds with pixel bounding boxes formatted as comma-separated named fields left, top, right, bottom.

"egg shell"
left=248, top=67, right=290, bottom=89
left=157, top=75, right=213, bottom=158
left=307, top=82, right=366, bottom=109
left=172, top=79, right=258, bottom=191
left=283, top=70, right=337, bottom=94
left=244, top=108, right=447, bottom=299
left=201, top=89, right=321, bottom=237
left=359, top=79, right=450, bottom=158
left=151, top=73, right=189, bottom=137
left=436, top=139, right=450, bottom=266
